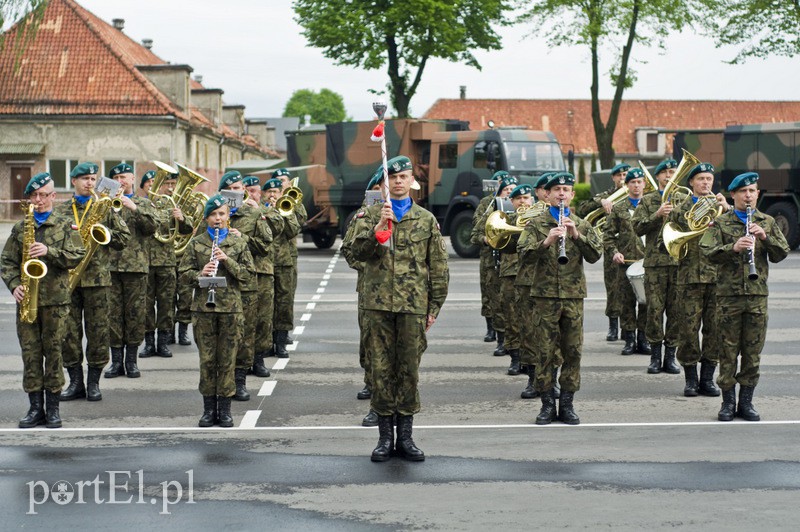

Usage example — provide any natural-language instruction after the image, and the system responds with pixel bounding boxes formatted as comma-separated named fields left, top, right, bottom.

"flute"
left=557, top=200, right=569, bottom=265
left=745, top=206, right=759, bottom=281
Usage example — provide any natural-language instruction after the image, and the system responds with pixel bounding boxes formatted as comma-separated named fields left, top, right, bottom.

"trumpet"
left=276, top=178, right=303, bottom=217
left=557, top=200, right=569, bottom=265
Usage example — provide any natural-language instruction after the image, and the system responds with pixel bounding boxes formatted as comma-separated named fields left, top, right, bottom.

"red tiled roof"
left=423, top=99, right=800, bottom=155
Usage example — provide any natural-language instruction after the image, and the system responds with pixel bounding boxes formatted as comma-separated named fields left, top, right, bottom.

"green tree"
left=0, top=0, right=48, bottom=61
left=283, top=88, right=348, bottom=124
left=518, top=0, right=711, bottom=168
left=293, top=0, right=509, bottom=118
left=710, top=1, right=800, bottom=63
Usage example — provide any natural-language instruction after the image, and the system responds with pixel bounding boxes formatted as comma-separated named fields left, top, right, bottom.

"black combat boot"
left=124, top=344, right=141, bottom=378
left=216, top=396, right=234, bottom=427
left=167, top=323, right=176, bottom=345
left=86, top=366, right=103, bottom=401
left=520, top=365, right=540, bottom=399
left=156, top=330, right=173, bottom=358
left=718, top=387, right=736, bottom=422
left=105, top=347, right=125, bottom=378
left=19, top=391, right=46, bottom=428
left=234, top=368, right=250, bottom=401
left=285, top=332, right=294, bottom=345
left=274, top=331, right=289, bottom=358
left=606, top=317, right=619, bottom=341
left=198, top=396, right=216, bottom=427
left=507, top=349, right=521, bottom=375
left=493, top=331, right=506, bottom=356
left=683, top=365, right=699, bottom=397
left=736, top=385, right=760, bottom=421
left=356, top=385, right=371, bottom=400
left=395, top=415, right=425, bottom=461
left=698, top=362, right=720, bottom=397
left=251, top=351, right=271, bottom=378
left=647, top=342, right=662, bottom=374
left=535, top=389, right=557, bottom=425
left=483, top=317, right=496, bottom=342
left=636, top=330, right=651, bottom=355
left=662, top=345, right=681, bottom=374
left=61, top=365, right=86, bottom=401
left=558, top=391, right=580, bottom=425
left=45, top=390, right=62, bottom=429
left=620, top=330, right=636, bottom=355
left=139, top=331, right=156, bottom=358
left=178, top=322, right=191, bottom=346
left=362, top=409, right=379, bottom=427
left=371, top=415, right=394, bottom=462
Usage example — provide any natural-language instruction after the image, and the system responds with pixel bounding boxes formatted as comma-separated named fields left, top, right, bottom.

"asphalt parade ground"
left=0, top=235, right=799, bottom=529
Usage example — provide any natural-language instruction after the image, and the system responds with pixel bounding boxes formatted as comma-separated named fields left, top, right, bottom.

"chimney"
left=459, top=85, right=466, bottom=99
left=194, top=75, right=203, bottom=84
left=112, top=18, right=125, bottom=31
left=303, top=114, right=311, bottom=128
left=141, top=38, right=153, bottom=50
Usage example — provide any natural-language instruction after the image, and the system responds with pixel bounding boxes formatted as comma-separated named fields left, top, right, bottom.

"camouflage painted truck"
left=675, top=121, right=800, bottom=249
left=286, top=119, right=567, bottom=257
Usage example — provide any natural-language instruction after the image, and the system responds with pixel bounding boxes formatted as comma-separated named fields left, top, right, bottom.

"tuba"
left=67, top=186, right=116, bottom=292
left=19, top=204, right=48, bottom=323
left=586, top=167, right=657, bottom=234
left=662, top=148, right=701, bottom=205
left=169, top=164, right=210, bottom=255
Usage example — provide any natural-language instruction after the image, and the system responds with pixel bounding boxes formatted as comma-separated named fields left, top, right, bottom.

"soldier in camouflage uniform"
left=350, top=156, right=449, bottom=462
left=578, top=163, right=628, bottom=341
left=700, top=173, right=789, bottom=421
left=104, top=164, right=159, bottom=379
left=518, top=172, right=603, bottom=426
left=1, top=173, right=85, bottom=428
left=668, top=163, right=731, bottom=398
left=54, top=163, right=130, bottom=402
left=603, top=168, right=648, bottom=356
left=179, top=195, right=254, bottom=427
left=632, top=159, right=682, bottom=374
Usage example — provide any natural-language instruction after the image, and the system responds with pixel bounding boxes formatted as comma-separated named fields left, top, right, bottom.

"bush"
left=572, top=183, right=591, bottom=207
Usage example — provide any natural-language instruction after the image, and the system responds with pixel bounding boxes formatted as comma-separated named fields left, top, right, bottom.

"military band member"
left=603, top=168, right=648, bottom=356
left=700, top=173, right=789, bottom=421
left=179, top=195, right=254, bottom=427
left=518, top=172, right=603, bottom=425
left=632, top=159, right=682, bottom=374
left=2, top=173, right=85, bottom=428
left=244, top=175, right=263, bottom=207
left=668, top=163, right=730, bottom=397
left=104, top=163, right=159, bottom=379
left=350, top=156, right=449, bottom=462
left=55, top=163, right=130, bottom=401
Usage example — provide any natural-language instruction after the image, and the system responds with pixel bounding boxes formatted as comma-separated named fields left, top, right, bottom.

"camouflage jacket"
left=576, top=185, right=616, bottom=218
left=517, top=209, right=603, bottom=299
left=699, top=209, right=789, bottom=297
left=499, top=212, right=520, bottom=278
left=342, top=201, right=367, bottom=292
left=631, top=190, right=677, bottom=268
left=273, top=203, right=303, bottom=267
left=255, top=205, right=285, bottom=275
left=603, top=198, right=645, bottom=262
left=1, top=213, right=85, bottom=306
left=54, top=198, right=131, bottom=287
left=178, top=230, right=254, bottom=313
left=147, top=196, right=194, bottom=267
left=108, top=196, right=159, bottom=274
left=350, top=202, right=449, bottom=317
left=470, top=194, right=494, bottom=248
left=668, top=195, right=719, bottom=285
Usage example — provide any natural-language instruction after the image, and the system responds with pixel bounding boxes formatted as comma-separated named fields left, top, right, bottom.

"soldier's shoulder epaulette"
left=356, top=211, right=366, bottom=219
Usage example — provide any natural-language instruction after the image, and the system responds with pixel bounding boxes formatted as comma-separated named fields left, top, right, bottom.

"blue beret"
left=271, top=168, right=291, bottom=179
left=728, top=172, right=759, bottom=192
left=625, top=167, right=645, bottom=183
left=510, top=184, right=532, bottom=198
left=218, top=170, right=243, bottom=191
left=24, top=172, right=53, bottom=196
left=496, top=176, right=519, bottom=195
left=261, top=177, right=282, bottom=191
left=535, top=173, right=553, bottom=189
left=70, top=162, right=99, bottom=178
left=204, top=194, right=229, bottom=219
left=109, top=163, right=134, bottom=177
left=242, top=175, right=260, bottom=187
left=611, top=163, right=631, bottom=175
left=387, top=156, right=413, bottom=175
left=687, top=163, right=715, bottom=182
left=139, top=170, right=156, bottom=189
left=654, top=159, right=678, bottom=175
left=492, top=170, right=510, bottom=181
left=544, top=172, right=575, bottom=190
left=366, top=166, right=384, bottom=190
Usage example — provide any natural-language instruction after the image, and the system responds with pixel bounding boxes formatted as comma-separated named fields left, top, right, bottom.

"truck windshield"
left=503, top=141, right=565, bottom=172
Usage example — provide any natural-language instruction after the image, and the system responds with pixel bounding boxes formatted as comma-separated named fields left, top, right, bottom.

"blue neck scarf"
left=124, top=193, right=134, bottom=199
left=230, top=207, right=239, bottom=216
left=549, top=205, right=571, bottom=221
left=658, top=190, right=664, bottom=196
left=628, top=197, right=641, bottom=208
left=691, top=196, right=699, bottom=204
left=207, top=227, right=229, bottom=242
left=391, top=197, right=413, bottom=222
left=33, top=210, right=52, bottom=225
left=734, top=209, right=749, bottom=225
left=74, top=195, right=92, bottom=206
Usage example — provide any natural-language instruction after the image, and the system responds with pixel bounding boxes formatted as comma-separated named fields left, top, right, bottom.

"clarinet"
left=206, top=228, right=220, bottom=308
left=557, top=200, right=569, bottom=265
left=745, top=206, right=759, bottom=281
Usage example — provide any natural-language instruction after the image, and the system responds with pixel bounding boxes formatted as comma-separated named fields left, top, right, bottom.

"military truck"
left=286, top=119, right=568, bottom=257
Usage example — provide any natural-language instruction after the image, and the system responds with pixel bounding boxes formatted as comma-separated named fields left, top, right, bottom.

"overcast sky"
left=75, top=0, right=800, bottom=122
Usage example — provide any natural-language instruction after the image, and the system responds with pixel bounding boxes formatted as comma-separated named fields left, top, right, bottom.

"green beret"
left=687, top=163, right=715, bottom=182
left=261, top=177, right=282, bottom=191
left=70, top=162, right=99, bottom=178
left=625, top=168, right=645, bottom=183
left=496, top=176, right=519, bottom=196
left=218, top=170, right=243, bottom=191
left=654, top=159, right=678, bottom=175
left=510, top=184, right=532, bottom=198
left=109, top=163, right=134, bottom=177
left=139, top=170, right=156, bottom=189
left=728, top=172, right=759, bottom=192
left=611, top=163, right=631, bottom=175
left=544, top=172, right=575, bottom=190
left=242, top=175, right=260, bottom=187
left=491, top=170, right=509, bottom=181
left=535, top=173, right=553, bottom=189
left=386, top=156, right=413, bottom=175
left=24, top=172, right=53, bottom=196
left=366, top=166, right=384, bottom=190
left=204, top=193, right=229, bottom=218
left=271, top=168, right=291, bottom=179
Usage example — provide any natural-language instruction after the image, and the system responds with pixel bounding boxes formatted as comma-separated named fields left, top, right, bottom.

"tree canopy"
left=710, top=0, right=800, bottom=63
left=0, top=0, right=48, bottom=60
left=282, top=88, right=348, bottom=125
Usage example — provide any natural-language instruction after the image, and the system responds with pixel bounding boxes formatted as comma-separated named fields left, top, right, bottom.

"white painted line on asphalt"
left=293, top=325, right=305, bottom=335
left=300, top=313, right=312, bottom=322
left=316, top=287, right=325, bottom=294
left=323, top=274, right=331, bottom=280
left=305, top=303, right=316, bottom=310
left=272, top=358, right=289, bottom=370
left=258, top=381, right=277, bottom=396
left=325, top=269, right=333, bottom=274
left=238, top=410, right=261, bottom=429
left=320, top=280, right=328, bottom=286
left=286, top=342, right=298, bottom=352
left=311, top=295, right=321, bottom=300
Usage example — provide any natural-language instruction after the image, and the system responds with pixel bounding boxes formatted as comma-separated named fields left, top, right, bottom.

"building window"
left=646, top=133, right=658, bottom=153
left=438, top=143, right=458, bottom=169
left=473, top=141, right=501, bottom=169
left=103, top=160, right=134, bottom=177
left=48, top=159, right=77, bottom=190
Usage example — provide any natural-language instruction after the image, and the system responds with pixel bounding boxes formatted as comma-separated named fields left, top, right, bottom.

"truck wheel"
left=450, top=210, right=480, bottom=258
left=765, top=202, right=800, bottom=250
left=312, top=230, right=336, bottom=249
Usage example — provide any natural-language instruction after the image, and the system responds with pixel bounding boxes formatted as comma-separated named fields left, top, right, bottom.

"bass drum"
left=625, top=260, right=646, bottom=305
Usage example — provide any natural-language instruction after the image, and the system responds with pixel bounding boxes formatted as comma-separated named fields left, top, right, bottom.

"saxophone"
left=19, top=204, right=48, bottom=324
left=67, top=192, right=113, bottom=292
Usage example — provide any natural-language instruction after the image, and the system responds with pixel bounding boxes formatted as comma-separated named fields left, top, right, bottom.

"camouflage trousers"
left=531, top=297, right=584, bottom=393
left=145, top=265, right=176, bottom=333
left=109, top=272, right=147, bottom=347
left=518, top=287, right=563, bottom=367
left=676, top=283, right=719, bottom=366
left=357, top=293, right=372, bottom=388
left=273, top=265, right=296, bottom=331
left=193, top=311, right=243, bottom=397
left=236, top=291, right=259, bottom=369
left=479, top=249, right=503, bottom=330
left=175, top=264, right=193, bottom=325
left=255, top=273, right=275, bottom=355
left=500, top=276, right=520, bottom=350
left=17, top=305, right=68, bottom=393
left=363, top=309, right=427, bottom=416
left=716, top=296, right=767, bottom=391
left=603, top=253, right=621, bottom=318
left=62, top=285, right=111, bottom=369
left=617, top=263, right=647, bottom=332
left=643, top=265, right=680, bottom=346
